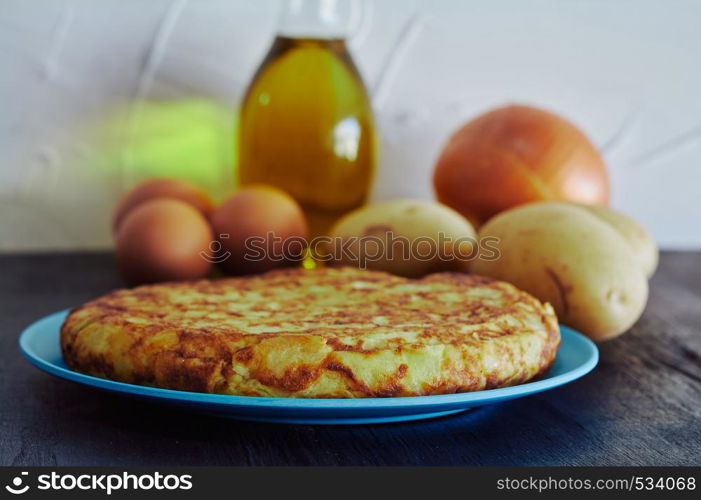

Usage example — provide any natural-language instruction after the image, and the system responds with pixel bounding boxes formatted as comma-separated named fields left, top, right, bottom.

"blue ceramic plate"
left=20, top=310, right=598, bottom=425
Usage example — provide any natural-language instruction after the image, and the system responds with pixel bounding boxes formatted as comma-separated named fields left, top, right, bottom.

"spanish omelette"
left=60, top=267, right=560, bottom=398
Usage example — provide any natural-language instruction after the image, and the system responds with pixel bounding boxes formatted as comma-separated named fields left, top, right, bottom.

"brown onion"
left=433, top=105, right=609, bottom=226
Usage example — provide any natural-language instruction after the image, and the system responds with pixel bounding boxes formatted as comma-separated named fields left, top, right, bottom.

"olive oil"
left=238, top=36, right=376, bottom=239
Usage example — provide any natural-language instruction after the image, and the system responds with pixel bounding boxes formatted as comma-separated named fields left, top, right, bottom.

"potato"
left=326, top=199, right=477, bottom=278
left=575, top=204, right=658, bottom=278
left=471, top=202, right=648, bottom=341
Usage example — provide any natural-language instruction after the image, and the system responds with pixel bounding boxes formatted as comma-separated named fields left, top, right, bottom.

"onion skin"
left=433, top=105, right=610, bottom=226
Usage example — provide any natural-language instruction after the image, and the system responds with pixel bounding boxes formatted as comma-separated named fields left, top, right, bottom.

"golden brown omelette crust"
left=61, top=267, right=560, bottom=398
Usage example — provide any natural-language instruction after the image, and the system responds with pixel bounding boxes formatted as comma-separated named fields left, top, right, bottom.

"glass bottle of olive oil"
left=238, top=0, right=376, bottom=239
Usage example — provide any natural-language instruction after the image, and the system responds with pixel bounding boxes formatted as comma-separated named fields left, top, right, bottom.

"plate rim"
left=19, top=309, right=599, bottom=409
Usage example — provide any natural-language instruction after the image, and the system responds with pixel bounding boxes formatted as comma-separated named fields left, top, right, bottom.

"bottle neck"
left=277, top=0, right=356, bottom=40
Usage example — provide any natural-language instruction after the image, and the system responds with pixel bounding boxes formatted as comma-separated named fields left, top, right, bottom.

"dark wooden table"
left=1, top=252, right=699, bottom=466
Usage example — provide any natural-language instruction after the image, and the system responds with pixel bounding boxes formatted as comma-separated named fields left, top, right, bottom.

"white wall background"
left=1, top=0, right=700, bottom=251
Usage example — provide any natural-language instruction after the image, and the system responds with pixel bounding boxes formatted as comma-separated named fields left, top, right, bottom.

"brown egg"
left=116, top=198, right=214, bottom=285
left=211, top=186, right=308, bottom=275
left=113, top=178, right=213, bottom=232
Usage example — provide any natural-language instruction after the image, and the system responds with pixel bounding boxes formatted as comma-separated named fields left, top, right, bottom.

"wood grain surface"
left=1, top=252, right=699, bottom=466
